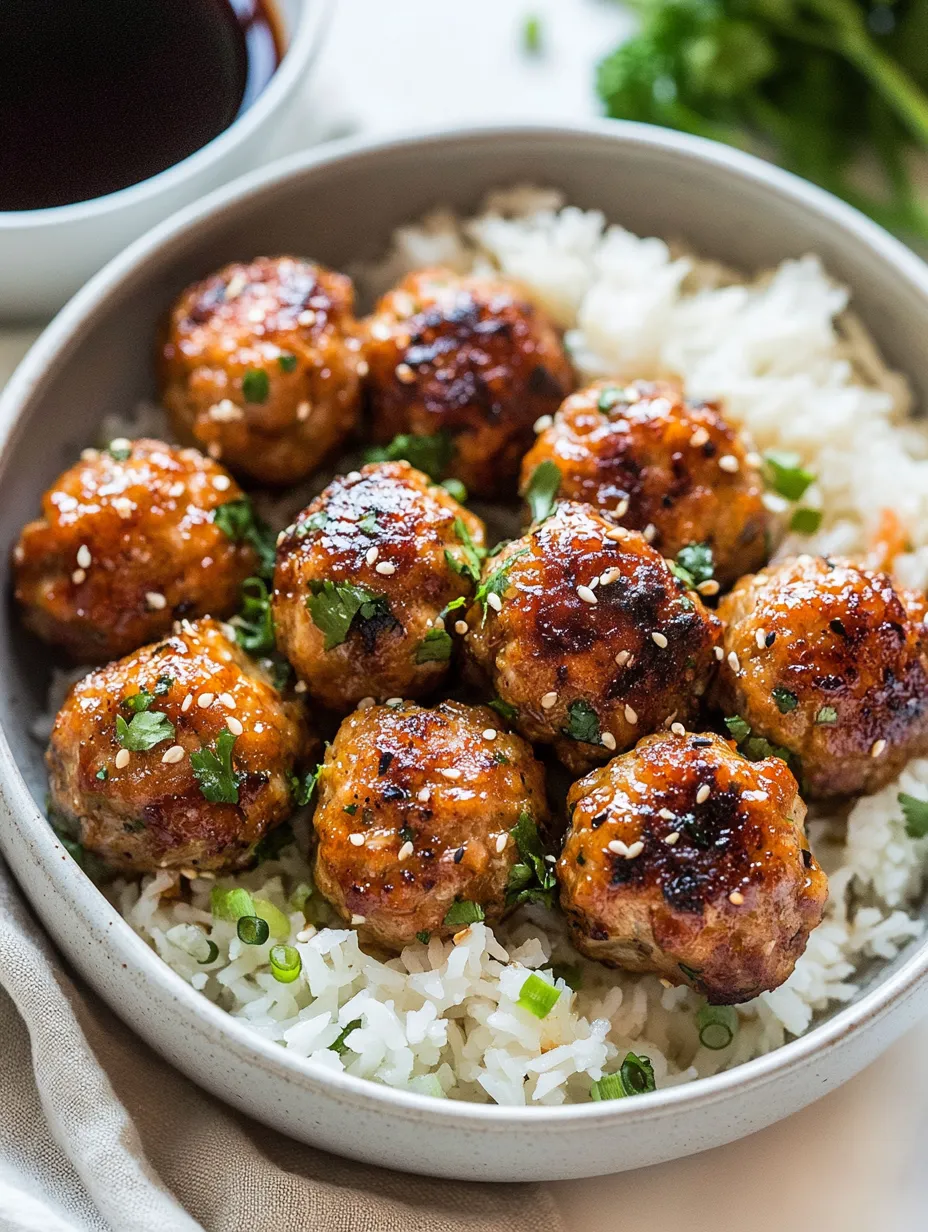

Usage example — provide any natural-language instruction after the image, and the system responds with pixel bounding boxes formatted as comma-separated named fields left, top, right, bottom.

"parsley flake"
left=475, top=549, right=528, bottom=617
left=790, top=507, right=822, bottom=535
left=815, top=706, right=838, bottom=725
left=674, top=542, right=714, bottom=588
left=772, top=686, right=799, bottom=714
left=443, top=899, right=486, bottom=927
left=232, top=577, right=275, bottom=655
left=277, top=353, right=298, bottom=373
left=290, top=764, right=323, bottom=808
left=724, top=714, right=752, bottom=743
left=190, top=729, right=242, bottom=805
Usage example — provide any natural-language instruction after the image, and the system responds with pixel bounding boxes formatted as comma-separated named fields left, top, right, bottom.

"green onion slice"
left=696, top=1004, right=739, bottom=1050
left=517, top=972, right=561, bottom=1019
left=237, top=915, right=270, bottom=945
left=210, top=886, right=256, bottom=921
left=269, top=944, right=302, bottom=983
left=199, top=940, right=220, bottom=966
left=252, top=897, right=290, bottom=939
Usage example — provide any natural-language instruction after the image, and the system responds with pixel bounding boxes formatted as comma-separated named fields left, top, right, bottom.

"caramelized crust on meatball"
left=364, top=268, right=574, bottom=497
left=273, top=461, right=486, bottom=712
left=520, top=380, right=770, bottom=588
left=46, top=619, right=315, bottom=874
left=558, top=732, right=826, bottom=1003
left=463, top=502, right=723, bottom=774
left=313, top=700, right=549, bottom=950
left=160, top=256, right=364, bottom=485
left=13, top=439, right=257, bottom=663
left=713, top=555, right=928, bottom=798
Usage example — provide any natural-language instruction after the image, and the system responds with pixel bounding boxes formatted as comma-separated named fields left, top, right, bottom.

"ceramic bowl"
left=2, top=123, right=928, bottom=1182
left=0, top=0, right=332, bottom=322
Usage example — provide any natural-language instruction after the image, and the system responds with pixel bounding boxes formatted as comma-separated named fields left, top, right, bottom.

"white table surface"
left=4, top=2, right=927, bottom=1226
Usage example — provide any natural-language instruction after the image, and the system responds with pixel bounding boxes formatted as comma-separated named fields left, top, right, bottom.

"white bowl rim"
left=0, top=0, right=333, bottom=229
left=4, top=118, right=928, bottom=1131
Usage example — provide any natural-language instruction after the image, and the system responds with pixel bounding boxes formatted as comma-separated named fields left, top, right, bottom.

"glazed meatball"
left=13, top=439, right=257, bottom=663
left=713, top=555, right=928, bottom=798
left=464, top=502, right=723, bottom=774
left=520, top=380, right=770, bottom=588
left=46, top=619, right=315, bottom=874
left=273, top=461, right=486, bottom=711
left=312, top=700, right=549, bottom=950
left=160, top=256, right=364, bottom=486
left=558, top=732, right=827, bottom=1003
left=364, top=268, right=574, bottom=497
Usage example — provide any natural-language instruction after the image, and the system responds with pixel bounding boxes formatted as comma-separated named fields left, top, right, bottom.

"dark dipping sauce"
left=0, top=0, right=283, bottom=211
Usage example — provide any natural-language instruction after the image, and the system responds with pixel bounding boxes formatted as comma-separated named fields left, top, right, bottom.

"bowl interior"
left=3, top=122, right=928, bottom=1068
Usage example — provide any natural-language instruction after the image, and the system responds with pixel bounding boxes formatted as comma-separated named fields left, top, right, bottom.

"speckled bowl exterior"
left=1, top=124, right=928, bottom=1181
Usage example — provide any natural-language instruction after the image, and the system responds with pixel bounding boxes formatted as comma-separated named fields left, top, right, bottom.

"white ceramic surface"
left=1, top=123, right=928, bottom=1182
left=0, top=0, right=331, bottom=322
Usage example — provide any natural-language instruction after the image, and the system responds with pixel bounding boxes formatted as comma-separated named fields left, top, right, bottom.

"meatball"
left=520, top=380, right=770, bottom=588
left=13, top=439, right=257, bottom=663
left=558, top=731, right=827, bottom=1003
left=463, top=501, right=723, bottom=774
left=312, top=700, right=549, bottom=950
left=364, top=268, right=573, bottom=497
left=46, top=619, right=315, bottom=874
left=160, top=256, right=364, bottom=486
left=713, top=554, right=928, bottom=798
left=273, top=461, right=486, bottom=712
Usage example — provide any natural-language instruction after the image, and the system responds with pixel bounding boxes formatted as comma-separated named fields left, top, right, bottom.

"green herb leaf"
left=295, top=510, right=327, bottom=537
left=474, top=549, right=528, bottom=616
left=443, top=899, right=486, bottom=927
left=563, top=699, right=601, bottom=745
left=815, top=706, right=838, bottom=725
left=277, top=353, right=298, bottom=373
left=115, top=710, right=175, bottom=752
left=489, top=696, right=519, bottom=723
left=790, top=507, right=822, bottom=534
left=122, top=689, right=154, bottom=714
left=675, top=542, right=714, bottom=587
left=524, top=460, right=561, bottom=524
left=724, top=714, right=752, bottom=743
left=95, top=767, right=109, bottom=781
left=518, top=972, right=560, bottom=1019
left=590, top=1052, right=656, bottom=1100
left=107, top=440, right=132, bottom=462
left=190, top=729, right=242, bottom=804
left=597, top=386, right=625, bottom=413
left=213, top=498, right=276, bottom=578
left=764, top=451, right=815, bottom=502
left=445, top=517, right=486, bottom=585
left=772, top=686, right=799, bottom=714
left=232, top=577, right=276, bottom=655
left=506, top=811, right=557, bottom=908
left=522, top=13, right=542, bottom=55
left=242, top=368, right=270, bottom=403
left=358, top=511, right=378, bottom=535
left=899, top=792, right=928, bottom=839
left=330, top=1018, right=363, bottom=1056
left=364, top=431, right=454, bottom=481
left=551, top=963, right=583, bottom=991
left=415, top=628, right=453, bottom=663
left=440, top=478, right=468, bottom=502
left=416, top=930, right=431, bottom=944
left=290, top=764, right=323, bottom=808
left=307, top=580, right=392, bottom=651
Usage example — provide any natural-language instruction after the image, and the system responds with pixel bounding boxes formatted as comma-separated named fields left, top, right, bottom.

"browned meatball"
left=312, top=700, right=550, bottom=950
left=46, top=619, right=315, bottom=874
left=273, top=461, right=486, bottom=712
left=558, top=731, right=827, bottom=1003
left=13, top=439, right=257, bottom=663
left=364, top=268, right=574, bottom=497
left=160, top=256, right=364, bottom=486
left=713, top=555, right=928, bottom=798
left=520, top=380, right=771, bottom=589
left=463, top=502, right=723, bottom=774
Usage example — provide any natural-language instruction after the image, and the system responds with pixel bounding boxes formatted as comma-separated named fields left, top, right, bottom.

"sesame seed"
left=375, top=561, right=396, bottom=576
left=298, top=309, right=317, bottom=327
left=207, top=443, right=222, bottom=460
left=297, top=401, right=311, bottom=422
left=577, top=585, right=598, bottom=605
left=607, top=839, right=629, bottom=856
left=664, top=831, right=680, bottom=846
left=246, top=306, right=265, bottom=323
left=483, top=728, right=497, bottom=741
left=146, top=592, right=167, bottom=610
left=80, top=448, right=99, bottom=462
left=370, top=321, right=391, bottom=341
left=71, top=569, right=86, bottom=584
left=76, top=544, right=92, bottom=569
left=365, top=546, right=379, bottom=565
left=418, top=788, right=431, bottom=803
left=454, top=620, right=468, bottom=635
left=296, top=926, right=316, bottom=943
left=495, top=834, right=508, bottom=853
left=696, top=784, right=711, bottom=804
left=727, top=651, right=741, bottom=673
left=209, top=399, right=244, bottom=423
left=755, top=629, right=768, bottom=650
left=871, top=739, right=887, bottom=758
left=168, top=481, right=186, bottom=498
left=719, top=454, right=740, bottom=473
left=181, top=694, right=192, bottom=713
left=398, top=841, right=414, bottom=861
left=294, top=680, right=308, bottom=694
left=114, top=749, right=130, bottom=769
left=440, top=768, right=461, bottom=780
left=588, top=576, right=599, bottom=590
left=357, top=360, right=369, bottom=378
left=349, top=833, right=365, bottom=846
left=161, top=745, right=185, bottom=765
left=714, top=646, right=725, bottom=661
left=697, top=579, right=720, bottom=597
left=357, top=696, right=375, bottom=710
left=453, top=928, right=471, bottom=945
left=197, top=693, right=215, bottom=709
left=643, top=523, right=657, bottom=542
left=487, top=592, right=503, bottom=612
left=651, top=631, right=668, bottom=649
left=386, top=697, right=403, bottom=707
left=541, top=691, right=558, bottom=709
left=671, top=722, right=686, bottom=737
left=658, top=809, right=675, bottom=821
left=615, top=650, right=630, bottom=667
left=729, top=890, right=745, bottom=905
left=624, top=704, right=638, bottom=725
left=599, top=567, right=622, bottom=587
left=745, top=451, right=762, bottom=468
left=690, top=427, right=710, bottom=448
left=212, top=474, right=231, bottom=491
left=602, top=732, right=617, bottom=751
left=350, top=914, right=366, bottom=926
left=533, top=414, right=553, bottom=433
left=614, top=497, right=630, bottom=518
left=226, top=716, right=244, bottom=737
left=218, top=693, right=236, bottom=709
left=625, top=840, right=644, bottom=859
left=605, top=526, right=629, bottom=542
left=395, top=362, right=415, bottom=384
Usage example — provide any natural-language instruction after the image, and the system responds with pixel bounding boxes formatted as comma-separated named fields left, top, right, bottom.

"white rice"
left=64, top=188, right=928, bottom=1103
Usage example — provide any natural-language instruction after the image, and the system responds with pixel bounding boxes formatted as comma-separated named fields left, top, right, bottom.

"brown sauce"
left=0, top=0, right=283, bottom=212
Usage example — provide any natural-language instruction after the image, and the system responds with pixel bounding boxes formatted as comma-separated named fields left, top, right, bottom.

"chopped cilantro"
left=524, top=460, right=561, bottom=524
left=489, top=696, right=519, bottom=723
left=213, top=498, right=276, bottom=578
left=815, top=706, right=838, bottom=725
left=772, top=686, right=799, bottom=714
left=343, top=804, right=358, bottom=816
left=563, top=700, right=601, bottom=745
left=764, top=451, right=815, bottom=502
left=190, top=729, right=242, bottom=805
left=416, top=930, right=431, bottom=944
left=330, top=1018, right=363, bottom=1056
left=416, top=628, right=453, bottom=663
left=307, top=581, right=391, bottom=651
left=506, top=811, right=556, bottom=908
left=277, top=353, right=298, bottom=373
left=443, top=899, right=486, bottom=927
left=358, top=511, right=378, bottom=535
left=115, top=710, right=175, bottom=752
left=95, top=767, right=109, bottom=781
left=899, top=792, right=928, bottom=839
left=551, top=963, right=582, bottom=991
left=295, top=511, right=327, bottom=537
left=674, top=542, right=714, bottom=588
left=597, top=386, right=625, bottom=413
left=232, top=577, right=275, bottom=655
left=724, top=714, right=752, bottom=743
left=475, top=549, right=528, bottom=617
left=445, top=517, right=486, bottom=584
left=364, top=431, right=454, bottom=481
left=242, top=368, right=270, bottom=403
left=107, top=441, right=132, bottom=462
left=790, top=507, right=822, bottom=535
left=290, top=764, right=323, bottom=808
left=122, top=688, right=154, bottom=714
left=440, top=478, right=468, bottom=502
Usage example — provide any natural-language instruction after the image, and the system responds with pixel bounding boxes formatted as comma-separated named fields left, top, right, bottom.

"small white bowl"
left=2, top=123, right=928, bottom=1182
left=0, top=0, right=331, bottom=322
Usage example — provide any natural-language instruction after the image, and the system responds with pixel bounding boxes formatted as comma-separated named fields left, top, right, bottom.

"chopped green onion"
left=790, top=507, right=822, bottom=534
left=763, top=451, right=815, bottom=502
left=199, top=940, right=219, bottom=965
left=252, top=897, right=290, bottom=939
left=330, top=1018, right=363, bottom=1056
left=210, top=886, right=255, bottom=921
left=522, top=13, right=542, bottom=54
left=590, top=1052, right=656, bottom=1100
left=409, top=1073, right=445, bottom=1098
left=590, top=1072, right=627, bottom=1101
left=696, top=1004, right=738, bottom=1050
left=443, top=899, right=486, bottom=927
left=441, top=478, right=468, bottom=502
left=237, top=915, right=270, bottom=945
left=269, top=944, right=302, bottom=983
left=517, top=972, right=561, bottom=1019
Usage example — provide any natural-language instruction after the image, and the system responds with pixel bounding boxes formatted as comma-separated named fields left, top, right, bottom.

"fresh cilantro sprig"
left=672, top=542, right=714, bottom=589
left=190, top=729, right=243, bottom=805
left=475, top=549, right=529, bottom=617
left=364, top=431, right=454, bottom=481
left=524, top=460, right=561, bottom=524
left=506, top=812, right=557, bottom=908
left=563, top=700, right=602, bottom=745
left=899, top=792, right=928, bottom=839
left=307, top=581, right=392, bottom=651
left=416, top=629, right=453, bottom=663
left=445, top=518, right=486, bottom=584
left=213, top=498, right=276, bottom=579
left=115, top=711, right=175, bottom=751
